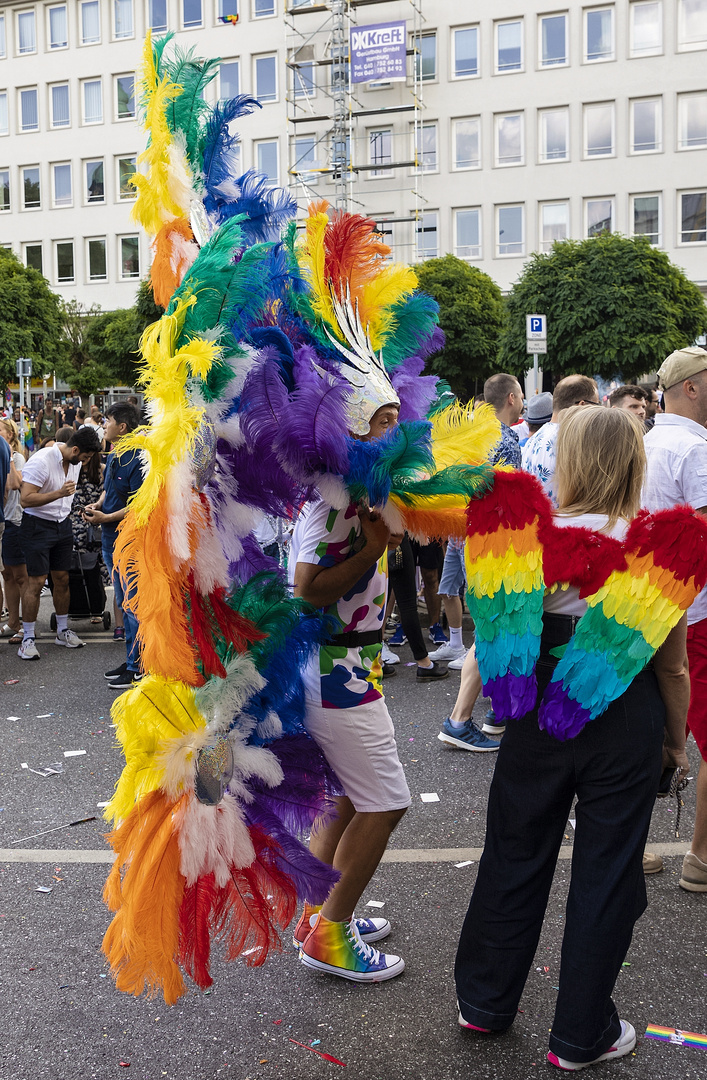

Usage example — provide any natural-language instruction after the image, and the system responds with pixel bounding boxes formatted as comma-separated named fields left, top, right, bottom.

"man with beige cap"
left=644, top=346, right=707, bottom=892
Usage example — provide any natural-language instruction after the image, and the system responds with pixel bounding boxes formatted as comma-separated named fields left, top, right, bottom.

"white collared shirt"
left=21, top=444, right=81, bottom=522
left=644, top=413, right=707, bottom=625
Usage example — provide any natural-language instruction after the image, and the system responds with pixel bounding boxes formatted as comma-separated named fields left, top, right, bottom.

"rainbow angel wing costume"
left=103, top=35, right=707, bottom=1003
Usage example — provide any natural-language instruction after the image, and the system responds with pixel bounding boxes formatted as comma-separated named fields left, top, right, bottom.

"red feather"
left=323, top=210, right=390, bottom=300
left=626, top=506, right=707, bottom=587
left=178, top=872, right=218, bottom=990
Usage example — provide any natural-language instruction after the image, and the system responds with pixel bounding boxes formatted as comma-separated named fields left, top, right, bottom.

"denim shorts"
left=438, top=541, right=466, bottom=597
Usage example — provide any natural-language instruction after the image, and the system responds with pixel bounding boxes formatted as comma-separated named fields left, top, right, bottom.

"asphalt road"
left=1, top=601, right=705, bottom=1080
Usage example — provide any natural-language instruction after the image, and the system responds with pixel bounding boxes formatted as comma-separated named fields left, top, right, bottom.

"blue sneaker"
left=482, top=709, right=506, bottom=736
left=387, top=624, right=407, bottom=647
left=438, top=718, right=500, bottom=752
left=428, top=622, right=449, bottom=645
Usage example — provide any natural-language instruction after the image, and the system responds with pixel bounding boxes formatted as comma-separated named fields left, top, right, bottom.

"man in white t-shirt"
left=18, top=427, right=101, bottom=660
left=644, top=347, right=707, bottom=893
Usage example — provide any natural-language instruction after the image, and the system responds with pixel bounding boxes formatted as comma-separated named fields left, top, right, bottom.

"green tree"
left=499, top=234, right=707, bottom=384
left=55, top=299, right=116, bottom=400
left=0, top=248, right=65, bottom=391
left=415, top=255, right=505, bottom=400
left=84, top=279, right=164, bottom=387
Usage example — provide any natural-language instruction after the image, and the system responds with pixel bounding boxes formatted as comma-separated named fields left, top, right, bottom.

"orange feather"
left=151, top=219, right=198, bottom=307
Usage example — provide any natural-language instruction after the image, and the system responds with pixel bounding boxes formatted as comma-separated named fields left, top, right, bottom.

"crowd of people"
left=0, top=394, right=144, bottom=689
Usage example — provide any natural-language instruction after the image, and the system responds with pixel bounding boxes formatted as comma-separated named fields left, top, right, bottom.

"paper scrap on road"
left=366, top=900, right=385, bottom=908
left=455, top=861, right=473, bottom=868
left=644, top=1025, right=707, bottom=1048
left=64, top=750, right=86, bottom=758
left=36, top=885, right=53, bottom=893
left=568, top=819, right=576, bottom=829
left=21, top=762, right=63, bottom=777
left=97, top=802, right=110, bottom=809
left=420, top=792, right=440, bottom=803
left=36, top=714, right=54, bottom=719
left=7, top=716, right=20, bottom=722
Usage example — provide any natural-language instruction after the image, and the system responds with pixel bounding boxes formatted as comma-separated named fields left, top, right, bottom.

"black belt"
left=325, top=629, right=383, bottom=648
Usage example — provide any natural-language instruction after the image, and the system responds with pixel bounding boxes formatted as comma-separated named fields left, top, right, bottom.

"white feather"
left=157, top=727, right=209, bottom=800
left=256, top=710, right=283, bottom=741
left=195, top=654, right=266, bottom=731
left=225, top=739, right=284, bottom=805
left=316, top=474, right=349, bottom=510
left=378, top=499, right=405, bottom=535
left=176, top=793, right=255, bottom=885
left=166, top=134, right=199, bottom=214
left=192, top=517, right=229, bottom=592
left=165, top=459, right=197, bottom=566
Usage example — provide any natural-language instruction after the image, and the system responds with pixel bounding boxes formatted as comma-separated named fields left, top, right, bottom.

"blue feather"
left=214, top=169, right=297, bottom=245
left=202, top=96, right=262, bottom=214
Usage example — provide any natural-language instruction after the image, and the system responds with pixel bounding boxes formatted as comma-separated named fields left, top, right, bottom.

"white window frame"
left=219, top=60, right=240, bottom=101
left=116, top=155, right=137, bottom=200
left=47, top=4, right=68, bottom=49
left=538, top=107, right=570, bottom=163
left=678, top=0, right=707, bottom=50
left=291, top=134, right=316, bottom=183
left=629, top=1, right=663, bottom=56
left=451, top=25, right=479, bottom=80
left=254, top=53, right=278, bottom=103
left=22, top=165, right=41, bottom=210
left=496, top=204, right=525, bottom=257
left=147, top=0, right=168, bottom=33
left=252, top=0, right=276, bottom=17
left=583, top=101, right=615, bottom=158
left=115, top=73, right=136, bottom=121
left=452, top=116, right=481, bottom=171
left=678, top=92, right=707, bottom=150
left=0, top=168, right=10, bottom=212
left=50, top=83, right=70, bottom=129
left=0, top=14, right=6, bottom=59
left=495, top=112, right=524, bottom=167
left=19, top=87, right=38, bottom=133
left=538, top=11, right=569, bottom=68
left=292, top=59, right=316, bottom=100
left=584, top=196, right=615, bottom=237
left=23, top=242, right=43, bottom=271
left=84, top=158, right=105, bottom=204
left=412, top=121, right=438, bottom=174
left=219, top=0, right=239, bottom=19
left=112, top=0, right=134, bottom=40
left=415, top=211, right=439, bottom=260
left=86, top=236, right=108, bottom=282
left=81, top=79, right=103, bottom=125
left=182, top=0, right=202, bottom=29
left=55, top=239, right=75, bottom=284
left=79, top=0, right=101, bottom=45
left=368, top=128, right=393, bottom=179
left=495, top=18, right=524, bottom=74
left=454, top=207, right=482, bottom=259
left=539, top=201, right=570, bottom=252
left=630, top=192, right=662, bottom=245
left=584, top=5, right=615, bottom=62
left=630, top=97, right=662, bottom=154
left=255, top=138, right=279, bottom=185
left=414, top=32, right=437, bottom=83
left=119, top=234, right=140, bottom=280
left=679, top=188, right=707, bottom=243
left=16, top=9, right=37, bottom=55
left=0, top=91, right=9, bottom=137
left=51, top=162, right=72, bottom=208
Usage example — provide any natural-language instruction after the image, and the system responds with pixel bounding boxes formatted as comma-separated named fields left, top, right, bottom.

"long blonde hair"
left=0, top=417, right=20, bottom=453
left=555, top=406, right=645, bottom=527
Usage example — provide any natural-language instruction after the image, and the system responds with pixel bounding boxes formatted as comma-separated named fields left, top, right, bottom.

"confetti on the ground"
left=289, top=1040, right=346, bottom=1066
left=97, top=802, right=109, bottom=808
left=36, top=713, right=54, bottom=719
left=420, top=792, right=440, bottom=803
left=36, top=885, right=53, bottom=893
left=365, top=900, right=385, bottom=908
left=455, top=861, right=473, bottom=868
left=568, top=819, right=576, bottom=829
left=4, top=679, right=19, bottom=685
left=64, top=749, right=86, bottom=758
left=645, top=1026, right=707, bottom=1048
left=6, top=716, right=20, bottom=722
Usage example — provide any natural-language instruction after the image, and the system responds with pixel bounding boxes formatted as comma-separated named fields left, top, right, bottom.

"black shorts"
left=410, top=539, right=444, bottom=573
left=19, top=514, right=73, bottom=578
left=2, top=520, right=25, bottom=567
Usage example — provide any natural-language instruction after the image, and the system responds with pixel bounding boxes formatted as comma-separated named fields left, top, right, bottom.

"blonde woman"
left=1, top=418, right=28, bottom=643
left=455, top=407, right=689, bottom=1071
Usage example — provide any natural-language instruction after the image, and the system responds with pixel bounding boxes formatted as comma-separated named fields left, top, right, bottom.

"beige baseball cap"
left=657, top=347, right=707, bottom=390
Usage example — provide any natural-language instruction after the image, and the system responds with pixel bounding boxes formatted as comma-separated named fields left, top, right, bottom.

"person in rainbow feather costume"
left=102, top=35, right=707, bottom=1027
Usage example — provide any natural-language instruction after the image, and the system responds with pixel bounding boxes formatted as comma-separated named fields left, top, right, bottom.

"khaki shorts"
left=303, top=697, right=411, bottom=813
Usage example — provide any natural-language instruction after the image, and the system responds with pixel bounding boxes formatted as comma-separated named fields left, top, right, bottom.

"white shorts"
left=303, top=697, right=411, bottom=813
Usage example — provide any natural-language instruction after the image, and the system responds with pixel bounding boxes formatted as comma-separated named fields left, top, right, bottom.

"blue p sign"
left=530, top=317, right=543, bottom=333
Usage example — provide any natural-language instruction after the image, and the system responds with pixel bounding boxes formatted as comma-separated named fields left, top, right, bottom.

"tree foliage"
left=0, top=248, right=65, bottom=390
left=415, top=255, right=505, bottom=400
left=499, top=234, right=707, bottom=383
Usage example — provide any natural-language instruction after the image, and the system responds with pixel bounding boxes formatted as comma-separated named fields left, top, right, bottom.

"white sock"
left=23, top=621, right=36, bottom=641
left=449, top=626, right=463, bottom=649
left=56, top=614, right=68, bottom=632
left=448, top=717, right=467, bottom=729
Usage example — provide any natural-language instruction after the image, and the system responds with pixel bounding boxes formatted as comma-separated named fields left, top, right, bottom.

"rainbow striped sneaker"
left=299, top=914, right=404, bottom=982
left=292, top=905, right=391, bottom=948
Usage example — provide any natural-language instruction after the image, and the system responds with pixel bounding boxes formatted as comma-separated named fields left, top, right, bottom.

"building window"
left=87, top=238, right=107, bottom=280
left=631, top=98, right=661, bottom=153
left=453, top=27, right=478, bottom=78
left=0, top=169, right=9, bottom=211
left=584, top=102, right=614, bottom=157
left=495, top=113, right=524, bottom=166
left=219, top=61, right=239, bottom=100
left=539, top=108, right=569, bottom=162
left=24, top=244, right=42, bottom=271
left=0, top=92, right=8, bottom=136
left=539, top=13, right=568, bottom=66
left=292, top=135, right=316, bottom=181
left=678, top=0, right=707, bottom=49
left=678, top=93, right=707, bottom=149
left=80, top=0, right=100, bottom=43
left=414, top=33, right=437, bottom=81
left=85, top=159, right=104, bottom=202
left=455, top=208, right=481, bottom=258
left=496, top=19, right=523, bottom=72
left=82, top=80, right=103, bottom=124
left=680, top=191, right=707, bottom=241
left=148, top=0, right=168, bottom=32
left=254, top=0, right=276, bottom=16
left=0, top=14, right=5, bottom=58
left=416, top=212, right=438, bottom=259
left=540, top=202, right=570, bottom=251
left=369, top=129, right=392, bottom=177
left=219, top=0, right=238, bottom=18
left=116, top=75, right=136, bottom=119
left=584, top=6, right=614, bottom=61
left=453, top=117, right=480, bottom=169
left=50, top=84, right=70, bottom=129
left=113, top=0, right=133, bottom=37
left=256, top=139, right=278, bottom=184
left=120, top=235, right=140, bottom=278
left=414, top=123, right=438, bottom=172
left=632, top=194, right=661, bottom=244
left=292, top=60, right=316, bottom=99
left=17, top=10, right=36, bottom=54
left=22, top=167, right=40, bottom=209
left=117, top=156, right=137, bottom=199
left=255, top=55, right=277, bottom=102
left=52, top=162, right=72, bottom=207
left=586, top=198, right=614, bottom=237
left=630, top=1, right=662, bottom=55
left=183, top=0, right=202, bottom=29
left=497, top=205, right=524, bottom=255
left=48, top=5, right=68, bottom=48
left=56, top=241, right=75, bottom=283
left=19, top=88, right=38, bottom=133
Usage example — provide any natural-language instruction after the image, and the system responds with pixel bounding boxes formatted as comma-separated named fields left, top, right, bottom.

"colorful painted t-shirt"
left=290, top=499, right=388, bottom=709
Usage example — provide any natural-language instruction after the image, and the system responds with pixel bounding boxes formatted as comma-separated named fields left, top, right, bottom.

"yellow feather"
left=298, top=204, right=338, bottom=335
left=359, top=264, right=418, bottom=351
left=430, top=402, right=501, bottom=471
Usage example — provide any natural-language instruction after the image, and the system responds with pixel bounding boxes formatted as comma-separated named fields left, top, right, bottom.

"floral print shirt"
left=521, top=421, right=559, bottom=507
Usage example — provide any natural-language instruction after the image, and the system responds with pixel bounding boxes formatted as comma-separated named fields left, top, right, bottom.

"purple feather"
left=538, top=682, right=592, bottom=741
left=484, top=673, right=537, bottom=722
left=229, top=534, right=282, bottom=583
left=244, top=804, right=340, bottom=903
left=239, top=352, right=289, bottom=454
left=417, top=326, right=445, bottom=361
left=216, top=440, right=306, bottom=517
left=391, top=355, right=440, bottom=422
left=275, top=357, right=351, bottom=479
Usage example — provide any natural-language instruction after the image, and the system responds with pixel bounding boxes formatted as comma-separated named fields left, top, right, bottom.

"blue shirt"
left=102, top=447, right=144, bottom=538
left=0, top=436, right=10, bottom=524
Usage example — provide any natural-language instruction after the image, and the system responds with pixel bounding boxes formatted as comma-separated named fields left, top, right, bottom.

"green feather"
left=152, top=31, right=174, bottom=78
left=392, top=464, right=494, bottom=506
left=161, top=46, right=220, bottom=172
left=381, top=291, right=440, bottom=370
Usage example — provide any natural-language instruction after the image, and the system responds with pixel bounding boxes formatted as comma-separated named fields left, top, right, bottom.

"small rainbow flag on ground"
left=645, top=1025, right=707, bottom=1048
